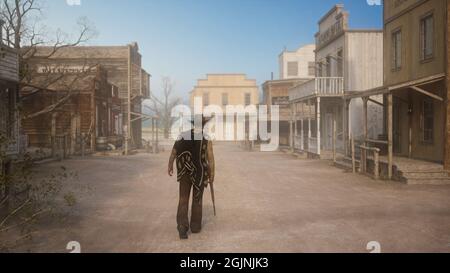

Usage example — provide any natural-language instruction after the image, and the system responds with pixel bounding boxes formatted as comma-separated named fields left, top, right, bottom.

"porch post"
left=317, top=97, right=321, bottom=156
left=343, top=99, right=350, bottom=156
left=308, top=100, right=312, bottom=153
left=294, top=103, right=298, bottom=151
left=301, top=102, right=304, bottom=151
left=387, top=93, right=393, bottom=180
left=51, top=112, right=57, bottom=158
left=151, top=118, right=156, bottom=154
left=363, top=97, right=368, bottom=145
left=289, top=103, right=294, bottom=151
left=155, top=118, right=159, bottom=154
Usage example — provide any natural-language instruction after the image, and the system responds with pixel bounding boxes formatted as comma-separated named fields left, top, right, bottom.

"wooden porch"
left=339, top=74, right=449, bottom=183
left=289, top=77, right=345, bottom=158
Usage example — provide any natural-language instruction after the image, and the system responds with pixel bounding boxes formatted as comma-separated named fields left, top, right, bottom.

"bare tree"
left=0, top=0, right=97, bottom=119
left=145, top=77, right=182, bottom=139
left=0, top=0, right=94, bottom=251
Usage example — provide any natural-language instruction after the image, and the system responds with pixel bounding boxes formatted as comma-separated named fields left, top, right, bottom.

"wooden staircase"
left=334, top=155, right=450, bottom=185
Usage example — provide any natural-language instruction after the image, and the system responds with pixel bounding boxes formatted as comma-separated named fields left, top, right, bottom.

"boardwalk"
left=17, top=143, right=450, bottom=253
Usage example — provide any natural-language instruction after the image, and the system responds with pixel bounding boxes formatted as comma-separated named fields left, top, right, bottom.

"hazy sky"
left=42, top=0, right=382, bottom=102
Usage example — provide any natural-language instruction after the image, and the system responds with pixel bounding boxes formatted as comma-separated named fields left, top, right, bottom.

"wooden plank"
left=387, top=94, right=393, bottom=180
left=411, top=86, right=444, bottom=102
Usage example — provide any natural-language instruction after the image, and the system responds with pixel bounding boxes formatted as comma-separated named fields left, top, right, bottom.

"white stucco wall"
left=279, top=44, right=316, bottom=80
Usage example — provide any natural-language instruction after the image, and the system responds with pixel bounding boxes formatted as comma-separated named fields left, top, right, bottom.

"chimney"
left=271, top=72, right=274, bottom=81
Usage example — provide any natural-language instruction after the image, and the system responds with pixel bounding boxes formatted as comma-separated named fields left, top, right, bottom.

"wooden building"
left=289, top=4, right=384, bottom=158
left=21, top=65, right=122, bottom=154
left=262, top=79, right=310, bottom=146
left=341, top=0, right=450, bottom=184
left=26, top=43, right=151, bottom=150
left=0, top=20, right=21, bottom=158
left=1, top=20, right=23, bottom=201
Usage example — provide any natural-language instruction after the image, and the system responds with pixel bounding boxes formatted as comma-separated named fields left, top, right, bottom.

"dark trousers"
left=177, top=177, right=204, bottom=233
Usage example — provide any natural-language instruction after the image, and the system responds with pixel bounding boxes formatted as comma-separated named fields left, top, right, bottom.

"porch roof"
left=343, top=73, right=446, bottom=100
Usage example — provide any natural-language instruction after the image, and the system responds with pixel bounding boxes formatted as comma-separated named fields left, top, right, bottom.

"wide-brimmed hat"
left=190, top=114, right=214, bottom=126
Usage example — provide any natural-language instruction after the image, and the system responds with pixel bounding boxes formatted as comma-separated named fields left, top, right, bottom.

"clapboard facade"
left=289, top=4, right=383, bottom=158
left=0, top=41, right=20, bottom=156
left=383, top=0, right=447, bottom=165
left=263, top=79, right=310, bottom=146
left=21, top=66, right=122, bottom=154
left=27, top=43, right=151, bottom=148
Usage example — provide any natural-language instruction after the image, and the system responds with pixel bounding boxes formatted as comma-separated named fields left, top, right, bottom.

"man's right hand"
left=168, top=165, right=174, bottom=177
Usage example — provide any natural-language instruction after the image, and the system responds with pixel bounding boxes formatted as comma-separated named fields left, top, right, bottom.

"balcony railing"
left=289, top=77, right=344, bottom=101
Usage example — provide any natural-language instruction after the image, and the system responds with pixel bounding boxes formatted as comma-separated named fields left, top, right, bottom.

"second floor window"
left=245, top=93, right=251, bottom=106
left=326, top=56, right=332, bottom=77
left=391, top=29, right=402, bottom=70
left=308, top=62, right=316, bottom=76
left=203, top=93, right=210, bottom=106
left=222, top=93, right=229, bottom=106
left=337, top=50, right=343, bottom=77
left=420, top=14, right=434, bottom=61
left=287, top=62, right=298, bottom=77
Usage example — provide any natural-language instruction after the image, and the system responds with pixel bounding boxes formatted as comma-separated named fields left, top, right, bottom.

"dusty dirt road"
left=17, top=143, right=450, bottom=253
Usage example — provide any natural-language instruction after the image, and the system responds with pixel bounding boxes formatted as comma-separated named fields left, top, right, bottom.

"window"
left=420, top=14, right=434, bottom=61
left=337, top=50, right=343, bottom=77
left=203, top=93, right=210, bottom=106
left=222, top=93, right=229, bottom=106
left=287, top=61, right=299, bottom=77
left=245, top=93, right=251, bottom=106
left=326, top=56, right=332, bottom=77
left=308, top=62, right=316, bottom=76
left=391, top=29, right=402, bottom=70
left=317, top=61, right=323, bottom=77
left=422, top=100, right=434, bottom=143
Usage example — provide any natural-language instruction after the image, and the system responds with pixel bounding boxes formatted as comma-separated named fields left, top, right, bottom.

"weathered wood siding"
left=384, top=0, right=447, bottom=86
left=0, top=46, right=19, bottom=82
left=345, top=31, right=384, bottom=92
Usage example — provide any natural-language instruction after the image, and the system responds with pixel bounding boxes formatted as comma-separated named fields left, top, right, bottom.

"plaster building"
left=190, top=74, right=259, bottom=141
left=279, top=44, right=316, bottom=80
left=289, top=4, right=384, bottom=159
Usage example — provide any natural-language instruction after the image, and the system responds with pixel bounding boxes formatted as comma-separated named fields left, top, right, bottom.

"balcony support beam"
left=317, top=97, right=321, bottom=156
left=301, top=102, right=305, bottom=151
left=343, top=98, right=350, bottom=156
left=387, top=93, right=394, bottom=180
left=308, top=99, right=312, bottom=152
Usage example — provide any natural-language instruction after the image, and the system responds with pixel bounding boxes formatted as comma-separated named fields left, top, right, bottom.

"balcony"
left=289, top=77, right=344, bottom=102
